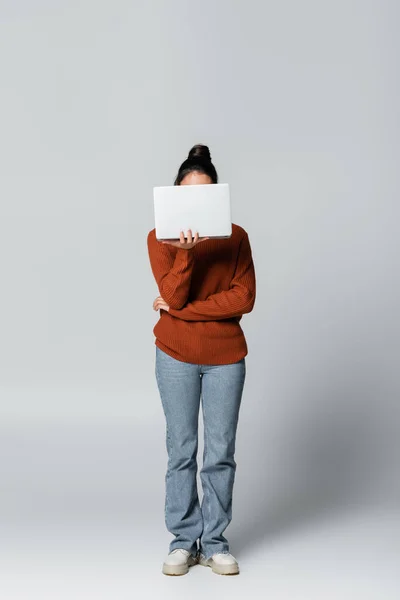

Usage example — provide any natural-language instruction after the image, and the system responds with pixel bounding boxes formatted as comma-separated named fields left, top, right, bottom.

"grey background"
left=0, top=1, right=399, bottom=598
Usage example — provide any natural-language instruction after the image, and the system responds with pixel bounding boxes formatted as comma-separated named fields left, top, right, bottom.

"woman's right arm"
left=147, top=230, right=195, bottom=310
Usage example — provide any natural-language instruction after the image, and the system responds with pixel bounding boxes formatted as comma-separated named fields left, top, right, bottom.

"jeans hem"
left=169, top=544, right=198, bottom=560
left=198, top=547, right=230, bottom=560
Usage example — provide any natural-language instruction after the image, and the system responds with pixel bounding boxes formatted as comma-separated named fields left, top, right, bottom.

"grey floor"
left=2, top=419, right=400, bottom=600
left=3, top=509, right=400, bottom=599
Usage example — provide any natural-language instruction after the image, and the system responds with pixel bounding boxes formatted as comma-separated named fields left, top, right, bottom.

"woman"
left=147, top=144, right=256, bottom=576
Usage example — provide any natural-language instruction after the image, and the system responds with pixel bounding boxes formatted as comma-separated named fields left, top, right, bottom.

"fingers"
left=153, top=296, right=169, bottom=312
left=154, top=298, right=164, bottom=310
left=162, top=230, right=206, bottom=247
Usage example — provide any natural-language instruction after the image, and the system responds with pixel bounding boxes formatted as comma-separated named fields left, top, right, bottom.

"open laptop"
left=153, top=183, right=232, bottom=240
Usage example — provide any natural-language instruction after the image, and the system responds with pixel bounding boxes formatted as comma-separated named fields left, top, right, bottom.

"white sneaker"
left=162, top=548, right=198, bottom=576
left=198, top=551, right=239, bottom=575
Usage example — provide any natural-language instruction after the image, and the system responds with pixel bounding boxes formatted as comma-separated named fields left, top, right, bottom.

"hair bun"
left=188, top=144, right=212, bottom=162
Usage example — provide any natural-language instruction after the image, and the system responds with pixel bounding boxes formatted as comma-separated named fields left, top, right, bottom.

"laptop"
left=153, top=183, right=232, bottom=240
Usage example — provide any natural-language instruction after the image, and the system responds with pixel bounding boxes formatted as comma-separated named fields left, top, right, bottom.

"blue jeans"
left=155, top=346, right=246, bottom=560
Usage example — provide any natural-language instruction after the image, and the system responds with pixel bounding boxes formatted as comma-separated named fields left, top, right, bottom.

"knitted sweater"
left=147, top=223, right=256, bottom=365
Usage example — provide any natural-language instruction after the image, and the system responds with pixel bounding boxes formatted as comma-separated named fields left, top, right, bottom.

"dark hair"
left=174, top=144, right=218, bottom=185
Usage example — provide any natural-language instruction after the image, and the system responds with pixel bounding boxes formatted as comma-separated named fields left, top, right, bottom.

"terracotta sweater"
left=147, top=223, right=256, bottom=365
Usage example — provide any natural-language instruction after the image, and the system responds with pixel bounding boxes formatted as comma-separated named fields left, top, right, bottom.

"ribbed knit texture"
left=147, top=223, right=256, bottom=365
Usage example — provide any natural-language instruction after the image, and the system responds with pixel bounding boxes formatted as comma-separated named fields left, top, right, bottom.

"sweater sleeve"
left=147, top=230, right=195, bottom=310
left=168, top=232, right=256, bottom=321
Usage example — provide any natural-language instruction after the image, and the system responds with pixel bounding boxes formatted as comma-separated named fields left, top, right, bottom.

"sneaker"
left=162, top=548, right=198, bottom=576
left=197, top=551, right=239, bottom=575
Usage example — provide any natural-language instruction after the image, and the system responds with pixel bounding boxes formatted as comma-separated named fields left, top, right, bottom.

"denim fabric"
left=155, top=346, right=246, bottom=560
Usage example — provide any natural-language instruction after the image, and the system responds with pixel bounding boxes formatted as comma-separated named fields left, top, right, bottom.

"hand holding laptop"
left=161, top=229, right=210, bottom=249
left=153, top=183, right=232, bottom=241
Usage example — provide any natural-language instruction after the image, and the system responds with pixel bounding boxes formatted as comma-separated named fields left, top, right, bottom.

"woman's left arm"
left=168, top=232, right=256, bottom=321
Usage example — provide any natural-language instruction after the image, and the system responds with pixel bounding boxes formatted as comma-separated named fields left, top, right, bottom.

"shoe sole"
left=198, top=556, right=239, bottom=575
left=162, top=555, right=198, bottom=576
